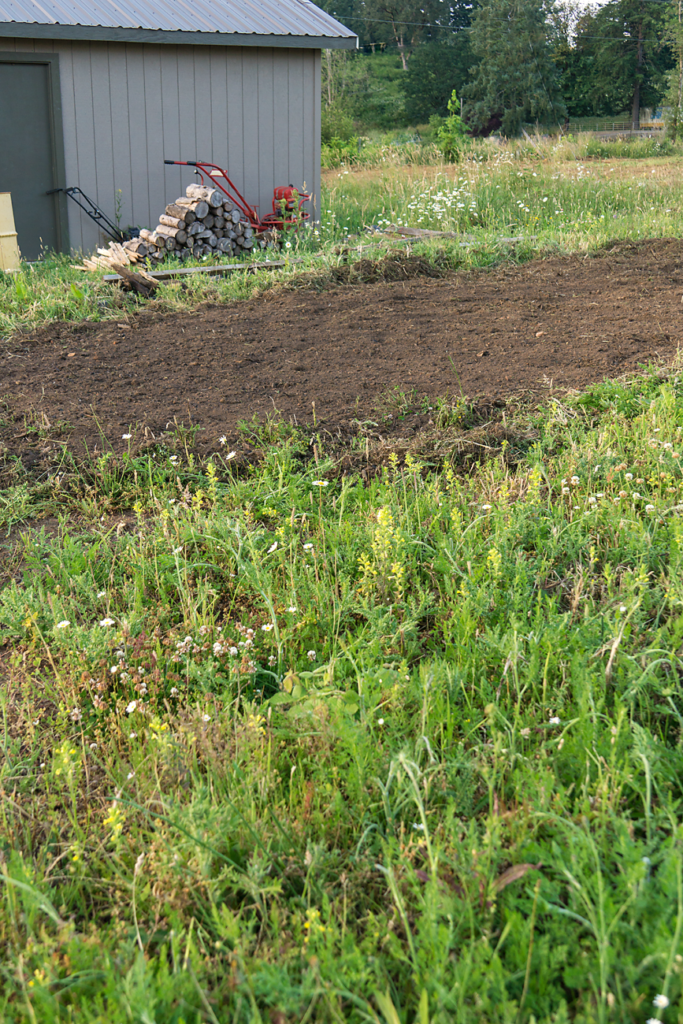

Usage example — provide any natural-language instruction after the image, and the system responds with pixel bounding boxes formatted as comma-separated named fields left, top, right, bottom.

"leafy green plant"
left=435, top=89, right=469, bottom=162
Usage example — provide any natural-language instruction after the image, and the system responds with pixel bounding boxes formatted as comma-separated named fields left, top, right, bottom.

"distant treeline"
left=318, top=0, right=683, bottom=138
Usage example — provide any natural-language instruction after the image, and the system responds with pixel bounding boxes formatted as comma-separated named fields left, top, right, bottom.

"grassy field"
left=2, top=373, right=683, bottom=1023
left=1, top=139, right=683, bottom=1023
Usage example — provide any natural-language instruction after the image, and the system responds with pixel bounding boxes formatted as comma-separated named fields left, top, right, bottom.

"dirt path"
left=2, top=239, right=682, bottom=464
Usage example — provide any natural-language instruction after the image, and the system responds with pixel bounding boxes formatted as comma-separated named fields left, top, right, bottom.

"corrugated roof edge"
left=0, top=21, right=357, bottom=45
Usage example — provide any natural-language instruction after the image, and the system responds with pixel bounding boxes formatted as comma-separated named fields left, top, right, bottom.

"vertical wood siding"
left=0, top=36, right=321, bottom=253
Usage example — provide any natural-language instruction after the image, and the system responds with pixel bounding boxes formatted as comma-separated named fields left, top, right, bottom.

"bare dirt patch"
left=2, top=239, right=682, bottom=465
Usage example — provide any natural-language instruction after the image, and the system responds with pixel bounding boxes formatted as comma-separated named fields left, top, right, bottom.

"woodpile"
left=71, top=243, right=159, bottom=296
left=73, top=240, right=145, bottom=272
left=120, top=183, right=258, bottom=264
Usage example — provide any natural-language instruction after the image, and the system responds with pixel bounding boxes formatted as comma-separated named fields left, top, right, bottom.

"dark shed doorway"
left=0, top=54, right=68, bottom=260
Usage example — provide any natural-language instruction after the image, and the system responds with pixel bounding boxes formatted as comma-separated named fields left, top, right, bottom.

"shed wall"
left=0, top=36, right=321, bottom=253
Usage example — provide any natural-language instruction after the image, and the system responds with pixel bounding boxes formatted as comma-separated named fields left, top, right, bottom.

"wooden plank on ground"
left=102, top=260, right=288, bottom=283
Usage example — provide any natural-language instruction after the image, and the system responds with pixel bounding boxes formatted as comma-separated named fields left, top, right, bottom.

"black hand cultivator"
left=47, top=187, right=139, bottom=243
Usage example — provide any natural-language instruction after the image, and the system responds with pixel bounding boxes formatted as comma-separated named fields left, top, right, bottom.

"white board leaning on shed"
left=0, top=0, right=357, bottom=260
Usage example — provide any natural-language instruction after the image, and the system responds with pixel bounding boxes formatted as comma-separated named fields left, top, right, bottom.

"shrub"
left=321, top=102, right=355, bottom=144
left=435, top=89, right=469, bottom=163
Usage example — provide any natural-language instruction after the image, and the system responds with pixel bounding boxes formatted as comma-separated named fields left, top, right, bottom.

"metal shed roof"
left=0, top=0, right=357, bottom=47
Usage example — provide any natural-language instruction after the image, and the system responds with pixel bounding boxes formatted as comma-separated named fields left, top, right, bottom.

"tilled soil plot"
left=2, top=238, right=683, bottom=465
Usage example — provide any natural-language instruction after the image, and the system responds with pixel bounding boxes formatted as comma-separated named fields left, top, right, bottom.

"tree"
left=550, top=1, right=602, bottom=117
left=665, top=0, right=683, bottom=137
left=402, top=35, right=477, bottom=121
left=464, top=0, right=565, bottom=135
left=552, top=6, right=606, bottom=117
left=585, top=0, right=671, bottom=126
left=320, top=49, right=411, bottom=132
left=359, top=0, right=450, bottom=68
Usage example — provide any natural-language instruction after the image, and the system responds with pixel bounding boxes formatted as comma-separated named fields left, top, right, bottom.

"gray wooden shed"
left=0, top=0, right=356, bottom=260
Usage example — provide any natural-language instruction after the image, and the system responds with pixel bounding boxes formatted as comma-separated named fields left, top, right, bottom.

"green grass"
left=2, top=371, right=683, bottom=1021
left=321, top=130, right=678, bottom=171
left=324, top=152, right=683, bottom=248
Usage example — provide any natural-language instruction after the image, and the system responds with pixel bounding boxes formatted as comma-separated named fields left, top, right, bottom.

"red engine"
left=268, top=184, right=311, bottom=227
left=272, top=185, right=309, bottom=210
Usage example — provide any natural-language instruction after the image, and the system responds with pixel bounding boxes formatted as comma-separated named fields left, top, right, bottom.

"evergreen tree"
left=550, top=1, right=601, bottom=118
left=665, top=0, right=683, bottom=137
left=464, top=0, right=565, bottom=135
left=587, top=0, right=671, bottom=126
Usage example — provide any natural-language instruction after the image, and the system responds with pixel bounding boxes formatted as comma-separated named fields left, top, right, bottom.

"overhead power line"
left=340, top=14, right=667, bottom=42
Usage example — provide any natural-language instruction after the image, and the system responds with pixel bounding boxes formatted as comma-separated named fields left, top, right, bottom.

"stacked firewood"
left=75, top=240, right=145, bottom=272
left=121, top=183, right=257, bottom=263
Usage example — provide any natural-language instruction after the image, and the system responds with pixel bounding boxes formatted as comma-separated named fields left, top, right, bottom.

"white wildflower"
left=653, top=995, right=670, bottom=1010
left=56, top=620, right=70, bottom=629
left=100, top=617, right=115, bottom=627
left=126, top=700, right=138, bottom=714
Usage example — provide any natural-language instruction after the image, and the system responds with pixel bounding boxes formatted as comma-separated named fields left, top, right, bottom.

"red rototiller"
left=164, top=159, right=311, bottom=232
